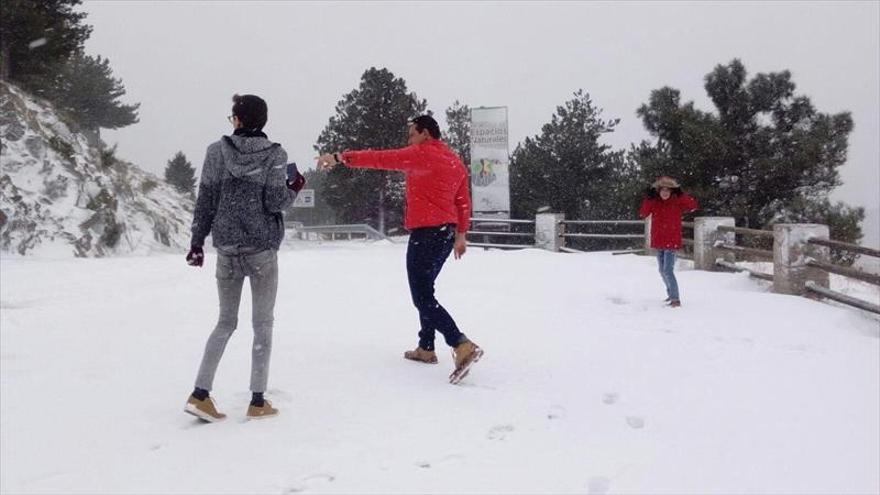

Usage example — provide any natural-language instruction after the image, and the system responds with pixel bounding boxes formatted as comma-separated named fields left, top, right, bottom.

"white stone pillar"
left=694, top=217, right=735, bottom=271
left=643, top=216, right=654, bottom=256
left=773, top=223, right=830, bottom=295
left=535, top=213, right=564, bottom=252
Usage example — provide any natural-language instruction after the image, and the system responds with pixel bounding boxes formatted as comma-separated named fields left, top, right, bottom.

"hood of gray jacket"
left=220, top=135, right=283, bottom=179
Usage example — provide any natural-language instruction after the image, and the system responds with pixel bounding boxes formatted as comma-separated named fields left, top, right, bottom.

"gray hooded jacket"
left=190, top=134, right=294, bottom=252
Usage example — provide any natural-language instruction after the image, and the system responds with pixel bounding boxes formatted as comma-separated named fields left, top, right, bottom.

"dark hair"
left=409, top=115, right=441, bottom=139
left=232, top=94, right=268, bottom=130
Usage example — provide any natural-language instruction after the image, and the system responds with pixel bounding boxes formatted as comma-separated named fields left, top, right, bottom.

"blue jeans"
left=407, top=224, right=467, bottom=351
left=656, top=250, right=680, bottom=301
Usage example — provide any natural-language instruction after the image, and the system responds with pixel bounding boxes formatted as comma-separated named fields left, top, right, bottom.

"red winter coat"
left=638, top=194, right=699, bottom=249
left=341, top=140, right=471, bottom=233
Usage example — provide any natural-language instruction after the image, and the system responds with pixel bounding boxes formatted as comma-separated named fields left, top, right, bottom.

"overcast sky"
left=80, top=1, right=879, bottom=236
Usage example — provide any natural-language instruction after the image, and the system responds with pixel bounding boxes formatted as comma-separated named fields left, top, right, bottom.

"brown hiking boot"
left=184, top=395, right=227, bottom=422
left=247, top=400, right=279, bottom=420
left=404, top=346, right=438, bottom=364
left=449, top=340, right=484, bottom=384
left=668, top=300, right=681, bottom=308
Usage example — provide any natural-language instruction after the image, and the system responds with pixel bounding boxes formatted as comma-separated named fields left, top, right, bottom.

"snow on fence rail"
left=801, top=237, right=880, bottom=314
left=713, top=225, right=774, bottom=260
left=805, top=281, right=880, bottom=314
left=807, top=237, right=880, bottom=258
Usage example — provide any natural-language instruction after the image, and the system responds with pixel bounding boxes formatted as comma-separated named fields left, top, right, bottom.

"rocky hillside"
left=0, top=81, right=193, bottom=257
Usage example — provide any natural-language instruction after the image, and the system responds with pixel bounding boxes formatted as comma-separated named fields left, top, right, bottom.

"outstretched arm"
left=317, top=146, right=423, bottom=172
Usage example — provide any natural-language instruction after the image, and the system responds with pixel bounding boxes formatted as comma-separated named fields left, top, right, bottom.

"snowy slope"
left=0, top=82, right=192, bottom=257
left=1, top=243, right=878, bottom=494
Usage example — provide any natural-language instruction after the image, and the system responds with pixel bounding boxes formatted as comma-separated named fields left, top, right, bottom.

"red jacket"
left=638, top=194, right=699, bottom=249
left=341, top=140, right=472, bottom=233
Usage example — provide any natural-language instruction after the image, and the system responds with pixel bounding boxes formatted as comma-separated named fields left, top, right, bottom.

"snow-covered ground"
left=1, top=241, right=878, bottom=494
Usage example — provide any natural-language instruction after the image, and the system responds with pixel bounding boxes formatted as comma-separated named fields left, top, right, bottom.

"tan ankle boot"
left=247, top=399, right=279, bottom=420
left=404, top=346, right=438, bottom=364
left=184, top=395, right=227, bottom=422
left=450, top=340, right=484, bottom=384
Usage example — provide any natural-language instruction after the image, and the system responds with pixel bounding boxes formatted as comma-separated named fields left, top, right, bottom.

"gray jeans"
left=195, top=249, right=278, bottom=393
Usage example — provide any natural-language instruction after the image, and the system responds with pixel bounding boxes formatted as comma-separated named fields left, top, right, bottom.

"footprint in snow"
left=587, top=476, right=611, bottom=494
left=547, top=404, right=566, bottom=420
left=602, top=393, right=618, bottom=405
left=284, top=473, right=335, bottom=493
left=487, top=424, right=515, bottom=440
left=626, top=416, right=645, bottom=429
left=415, top=454, right=465, bottom=469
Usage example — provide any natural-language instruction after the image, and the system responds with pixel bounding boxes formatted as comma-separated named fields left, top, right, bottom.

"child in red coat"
left=638, top=176, right=699, bottom=307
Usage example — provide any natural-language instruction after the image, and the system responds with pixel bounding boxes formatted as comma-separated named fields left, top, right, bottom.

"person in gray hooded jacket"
left=183, top=94, right=303, bottom=422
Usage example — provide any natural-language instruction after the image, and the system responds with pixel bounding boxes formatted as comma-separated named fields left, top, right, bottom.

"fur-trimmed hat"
left=652, top=176, right=680, bottom=189
left=232, top=94, right=268, bottom=130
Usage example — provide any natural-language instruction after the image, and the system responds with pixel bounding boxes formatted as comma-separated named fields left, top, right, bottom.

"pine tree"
left=632, top=59, right=862, bottom=254
left=0, top=0, right=92, bottom=84
left=164, top=151, right=196, bottom=195
left=509, top=91, right=639, bottom=249
left=40, top=52, right=139, bottom=131
left=510, top=90, right=626, bottom=218
left=314, top=67, right=427, bottom=234
left=445, top=100, right=470, bottom=166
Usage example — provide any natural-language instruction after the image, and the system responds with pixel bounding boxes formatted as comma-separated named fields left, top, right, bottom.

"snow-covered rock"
left=0, top=81, right=192, bottom=257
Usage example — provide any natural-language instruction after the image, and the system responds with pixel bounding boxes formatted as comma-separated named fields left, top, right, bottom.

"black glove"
left=186, top=246, right=204, bottom=267
left=286, top=163, right=306, bottom=192
left=288, top=172, right=306, bottom=192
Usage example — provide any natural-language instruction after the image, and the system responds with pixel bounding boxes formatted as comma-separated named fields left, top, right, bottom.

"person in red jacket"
left=317, top=115, right=483, bottom=384
left=638, top=176, right=699, bottom=308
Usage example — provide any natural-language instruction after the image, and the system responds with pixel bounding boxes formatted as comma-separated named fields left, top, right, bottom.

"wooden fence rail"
left=717, top=225, right=774, bottom=238
left=715, top=244, right=774, bottom=259
left=806, top=259, right=880, bottom=286
left=807, top=238, right=880, bottom=258
left=805, top=281, right=880, bottom=315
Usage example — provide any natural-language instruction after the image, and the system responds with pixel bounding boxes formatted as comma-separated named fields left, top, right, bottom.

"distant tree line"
left=0, top=3, right=862, bottom=256
left=304, top=60, right=863, bottom=262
